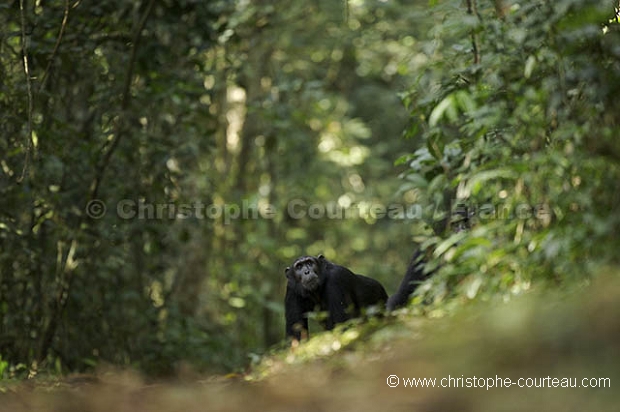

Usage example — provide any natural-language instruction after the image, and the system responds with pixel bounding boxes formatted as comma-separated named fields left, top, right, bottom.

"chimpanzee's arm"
left=386, top=250, right=430, bottom=311
left=284, top=284, right=312, bottom=340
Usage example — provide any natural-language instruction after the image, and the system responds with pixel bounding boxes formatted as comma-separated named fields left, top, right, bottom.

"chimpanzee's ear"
left=318, top=254, right=325, bottom=260
left=284, top=266, right=290, bottom=274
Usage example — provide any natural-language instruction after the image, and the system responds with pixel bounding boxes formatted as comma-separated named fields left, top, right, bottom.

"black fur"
left=284, top=255, right=388, bottom=340
left=386, top=250, right=433, bottom=311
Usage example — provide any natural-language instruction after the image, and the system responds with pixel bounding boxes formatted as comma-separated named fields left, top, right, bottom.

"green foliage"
left=400, top=0, right=620, bottom=303
left=2, top=0, right=617, bottom=378
left=0, top=0, right=426, bottom=376
left=0, top=0, right=238, bottom=376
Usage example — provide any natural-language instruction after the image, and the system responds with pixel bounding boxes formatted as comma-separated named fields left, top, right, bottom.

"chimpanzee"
left=386, top=249, right=432, bottom=311
left=284, top=207, right=472, bottom=339
left=284, top=255, right=388, bottom=340
left=284, top=252, right=431, bottom=339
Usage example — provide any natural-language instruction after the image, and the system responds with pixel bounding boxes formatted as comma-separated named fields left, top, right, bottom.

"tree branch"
left=466, top=0, right=481, bottom=65
left=89, top=0, right=156, bottom=201
left=37, top=0, right=157, bottom=364
left=38, top=0, right=71, bottom=93
left=18, top=0, right=35, bottom=183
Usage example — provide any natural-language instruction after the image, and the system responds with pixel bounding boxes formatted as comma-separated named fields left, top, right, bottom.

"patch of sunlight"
left=226, top=86, right=246, bottom=153
left=324, top=146, right=370, bottom=166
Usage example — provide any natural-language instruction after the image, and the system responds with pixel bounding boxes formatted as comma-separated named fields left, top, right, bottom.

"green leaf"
left=464, top=169, right=517, bottom=195
left=454, top=90, right=476, bottom=114
left=433, top=231, right=468, bottom=258
left=524, top=55, right=536, bottom=79
left=429, top=94, right=456, bottom=127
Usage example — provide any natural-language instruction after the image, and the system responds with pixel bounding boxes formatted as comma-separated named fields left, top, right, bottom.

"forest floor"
left=1, top=271, right=619, bottom=412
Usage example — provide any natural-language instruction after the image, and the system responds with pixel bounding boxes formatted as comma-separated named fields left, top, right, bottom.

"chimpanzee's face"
left=289, top=256, right=321, bottom=291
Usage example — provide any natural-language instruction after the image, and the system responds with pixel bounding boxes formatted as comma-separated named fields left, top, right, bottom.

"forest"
left=1, top=0, right=619, bottom=410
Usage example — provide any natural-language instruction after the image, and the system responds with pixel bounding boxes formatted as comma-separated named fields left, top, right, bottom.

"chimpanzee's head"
left=285, top=256, right=322, bottom=291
